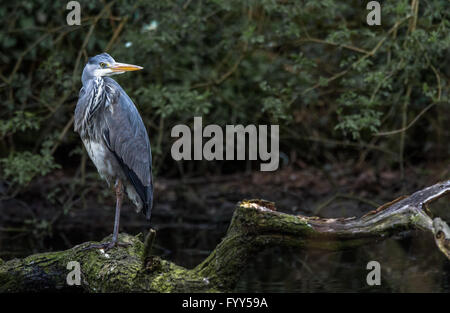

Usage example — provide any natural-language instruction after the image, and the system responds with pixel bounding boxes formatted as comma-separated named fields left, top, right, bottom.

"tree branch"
left=1, top=180, right=449, bottom=292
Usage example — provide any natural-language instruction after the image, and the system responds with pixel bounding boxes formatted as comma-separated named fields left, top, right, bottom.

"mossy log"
left=1, top=180, right=449, bottom=292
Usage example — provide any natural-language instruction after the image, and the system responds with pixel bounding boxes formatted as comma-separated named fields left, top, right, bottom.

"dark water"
left=235, top=234, right=450, bottom=292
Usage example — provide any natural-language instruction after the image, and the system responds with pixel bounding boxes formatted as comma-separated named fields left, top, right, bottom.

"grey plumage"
left=74, top=53, right=153, bottom=222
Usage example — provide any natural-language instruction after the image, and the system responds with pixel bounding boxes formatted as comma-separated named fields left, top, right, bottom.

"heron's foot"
left=82, top=240, right=130, bottom=252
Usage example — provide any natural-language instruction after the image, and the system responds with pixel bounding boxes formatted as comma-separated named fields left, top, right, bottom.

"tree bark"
left=1, top=180, right=449, bottom=292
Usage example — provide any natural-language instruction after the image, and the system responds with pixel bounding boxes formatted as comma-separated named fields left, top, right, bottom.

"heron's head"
left=82, top=52, right=143, bottom=82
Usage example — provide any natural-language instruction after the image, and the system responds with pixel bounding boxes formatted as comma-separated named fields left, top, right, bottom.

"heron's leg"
left=82, top=179, right=129, bottom=251
left=110, top=179, right=123, bottom=244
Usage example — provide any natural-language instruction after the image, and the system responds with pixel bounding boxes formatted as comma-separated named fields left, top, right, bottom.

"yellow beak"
left=110, top=62, right=143, bottom=72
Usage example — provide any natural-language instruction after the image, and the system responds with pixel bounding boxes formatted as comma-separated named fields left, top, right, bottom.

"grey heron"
left=74, top=53, right=153, bottom=250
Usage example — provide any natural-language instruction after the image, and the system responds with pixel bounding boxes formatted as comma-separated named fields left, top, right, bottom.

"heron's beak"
left=110, top=62, right=143, bottom=72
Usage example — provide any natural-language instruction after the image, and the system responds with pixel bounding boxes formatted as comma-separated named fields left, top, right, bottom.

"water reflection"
left=234, top=232, right=450, bottom=292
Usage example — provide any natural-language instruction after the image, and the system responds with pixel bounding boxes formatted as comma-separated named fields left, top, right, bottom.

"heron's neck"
left=79, top=77, right=107, bottom=134
left=82, top=68, right=107, bottom=87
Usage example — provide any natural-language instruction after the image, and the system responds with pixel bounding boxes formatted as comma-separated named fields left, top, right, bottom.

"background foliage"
left=0, top=0, right=448, bottom=197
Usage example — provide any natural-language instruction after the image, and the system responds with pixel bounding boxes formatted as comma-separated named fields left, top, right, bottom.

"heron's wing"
left=102, top=78, right=153, bottom=220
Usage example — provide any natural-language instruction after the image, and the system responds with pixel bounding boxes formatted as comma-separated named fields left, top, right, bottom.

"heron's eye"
left=100, top=62, right=107, bottom=68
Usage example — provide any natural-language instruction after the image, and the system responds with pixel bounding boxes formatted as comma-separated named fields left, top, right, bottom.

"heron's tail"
left=143, top=182, right=153, bottom=221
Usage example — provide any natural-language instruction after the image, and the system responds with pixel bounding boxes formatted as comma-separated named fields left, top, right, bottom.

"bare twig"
left=50, top=115, right=75, bottom=155
left=294, top=37, right=370, bottom=54
left=375, top=102, right=437, bottom=136
left=301, top=15, right=413, bottom=96
left=399, top=85, right=412, bottom=180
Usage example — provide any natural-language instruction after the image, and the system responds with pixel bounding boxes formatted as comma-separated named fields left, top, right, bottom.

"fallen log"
left=0, top=180, right=449, bottom=292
